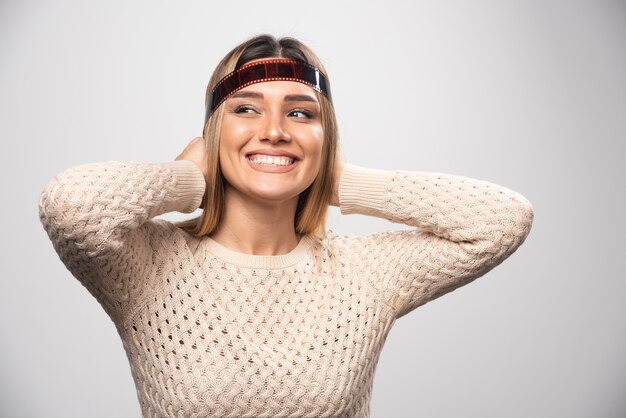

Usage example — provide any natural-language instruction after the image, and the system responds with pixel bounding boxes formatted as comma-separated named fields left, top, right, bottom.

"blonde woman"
left=40, top=34, right=534, bottom=417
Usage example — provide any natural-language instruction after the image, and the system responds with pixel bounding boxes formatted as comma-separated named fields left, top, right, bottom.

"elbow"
left=512, top=194, right=534, bottom=244
left=463, top=192, right=534, bottom=266
left=489, top=193, right=534, bottom=260
left=39, top=174, right=75, bottom=260
left=39, top=175, right=64, bottom=231
left=39, top=169, right=110, bottom=259
left=39, top=167, right=88, bottom=235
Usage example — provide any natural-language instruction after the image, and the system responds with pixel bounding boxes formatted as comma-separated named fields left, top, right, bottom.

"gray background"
left=2, top=0, right=625, bottom=417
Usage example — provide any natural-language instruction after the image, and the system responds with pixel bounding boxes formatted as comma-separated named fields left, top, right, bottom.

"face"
left=218, top=80, right=324, bottom=205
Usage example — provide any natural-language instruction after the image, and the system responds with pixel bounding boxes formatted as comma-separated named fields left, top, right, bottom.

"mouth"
left=246, top=153, right=297, bottom=167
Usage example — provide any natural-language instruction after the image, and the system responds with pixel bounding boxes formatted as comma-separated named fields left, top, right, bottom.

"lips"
left=246, top=148, right=300, bottom=167
left=246, top=154, right=294, bottom=166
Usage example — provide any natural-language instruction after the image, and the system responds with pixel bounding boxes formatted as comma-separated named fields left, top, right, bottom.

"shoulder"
left=321, top=228, right=423, bottom=261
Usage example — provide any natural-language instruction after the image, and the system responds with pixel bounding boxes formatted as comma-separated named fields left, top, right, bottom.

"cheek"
left=218, top=121, right=250, bottom=163
left=302, top=128, right=325, bottom=181
left=310, top=128, right=325, bottom=163
left=219, top=122, right=245, bottom=149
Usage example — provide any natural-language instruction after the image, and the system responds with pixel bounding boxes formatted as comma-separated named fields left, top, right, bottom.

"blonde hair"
left=178, top=35, right=338, bottom=238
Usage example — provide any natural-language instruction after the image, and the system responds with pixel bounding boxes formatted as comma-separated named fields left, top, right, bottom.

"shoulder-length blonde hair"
left=178, top=34, right=339, bottom=238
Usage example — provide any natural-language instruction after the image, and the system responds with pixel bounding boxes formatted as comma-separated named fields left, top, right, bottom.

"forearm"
left=39, top=160, right=205, bottom=255
left=338, top=164, right=534, bottom=244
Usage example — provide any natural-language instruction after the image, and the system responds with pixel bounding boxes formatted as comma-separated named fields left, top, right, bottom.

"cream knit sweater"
left=39, top=161, right=533, bottom=418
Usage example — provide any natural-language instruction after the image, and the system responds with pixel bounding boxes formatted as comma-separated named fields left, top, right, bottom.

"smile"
left=246, top=154, right=295, bottom=167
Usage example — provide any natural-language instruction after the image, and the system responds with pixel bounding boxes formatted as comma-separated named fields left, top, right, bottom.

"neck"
left=210, top=188, right=301, bottom=256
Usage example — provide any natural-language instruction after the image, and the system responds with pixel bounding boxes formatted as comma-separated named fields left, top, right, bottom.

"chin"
left=249, top=188, right=302, bottom=204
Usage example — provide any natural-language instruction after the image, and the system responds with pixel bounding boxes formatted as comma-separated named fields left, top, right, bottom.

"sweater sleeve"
left=39, top=160, right=206, bottom=319
left=338, top=164, right=534, bottom=318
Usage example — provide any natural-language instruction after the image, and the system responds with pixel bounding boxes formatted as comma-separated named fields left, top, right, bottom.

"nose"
left=260, top=111, right=291, bottom=144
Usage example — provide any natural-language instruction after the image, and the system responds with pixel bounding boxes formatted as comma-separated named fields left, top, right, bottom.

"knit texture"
left=39, top=161, right=533, bottom=418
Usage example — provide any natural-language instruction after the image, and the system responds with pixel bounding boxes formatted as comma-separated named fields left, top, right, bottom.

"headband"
left=205, top=58, right=332, bottom=123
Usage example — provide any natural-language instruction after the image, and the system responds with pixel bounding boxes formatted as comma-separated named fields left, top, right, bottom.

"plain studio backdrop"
left=1, top=0, right=625, bottom=417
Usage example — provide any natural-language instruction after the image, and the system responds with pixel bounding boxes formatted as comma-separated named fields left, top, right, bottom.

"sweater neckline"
left=201, top=235, right=314, bottom=269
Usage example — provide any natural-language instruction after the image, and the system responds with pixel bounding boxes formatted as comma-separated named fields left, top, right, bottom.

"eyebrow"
left=230, top=91, right=263, bottom=99
left=229, top=91, right=318, bottom=103
left=284, top=94, right=318, bottom=103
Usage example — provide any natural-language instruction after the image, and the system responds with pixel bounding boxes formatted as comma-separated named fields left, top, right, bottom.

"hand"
left=330, top=143, right=345, bottom=207
left=176, top=137, right=209, bottom=208
left=175, top=137, right=209, bottom=179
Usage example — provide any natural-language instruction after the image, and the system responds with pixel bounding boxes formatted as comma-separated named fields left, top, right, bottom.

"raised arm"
left=337, top=164, right=534, bottom=318
left=39, top=159, right=206, bottom=319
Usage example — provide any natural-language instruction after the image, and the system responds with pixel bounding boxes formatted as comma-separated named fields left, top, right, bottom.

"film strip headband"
left=205, top=58, right=332, bottom=123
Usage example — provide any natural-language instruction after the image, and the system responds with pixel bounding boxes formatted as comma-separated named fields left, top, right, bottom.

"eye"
left=288, top=109, right=314, bottom=119
left=233, top=105, right=258, bottom=115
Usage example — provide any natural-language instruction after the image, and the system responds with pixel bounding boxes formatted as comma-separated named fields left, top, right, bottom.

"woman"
left=39, top=35, right=534, bottom=418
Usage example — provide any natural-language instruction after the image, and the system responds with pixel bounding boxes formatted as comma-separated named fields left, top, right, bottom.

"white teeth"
left=248, top=155, right=294, bottom=166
